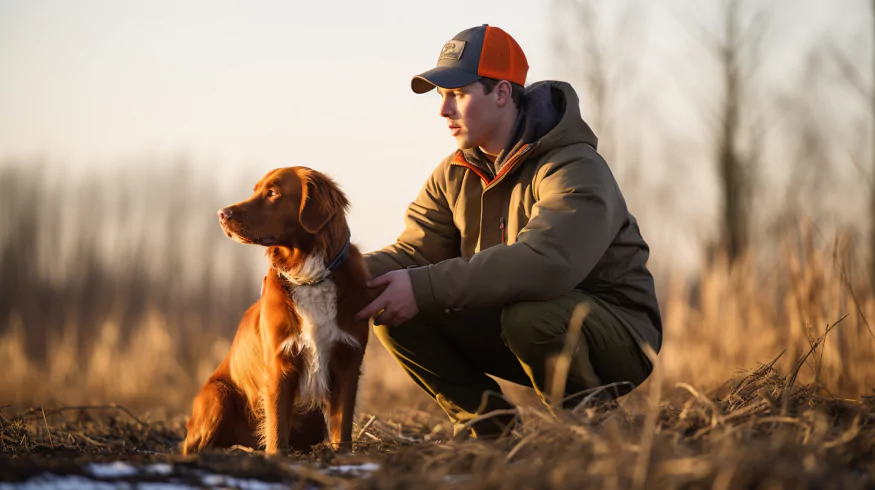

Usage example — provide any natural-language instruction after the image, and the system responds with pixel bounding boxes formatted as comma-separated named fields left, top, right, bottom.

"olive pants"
left=373, top=290, right=652, bottom=438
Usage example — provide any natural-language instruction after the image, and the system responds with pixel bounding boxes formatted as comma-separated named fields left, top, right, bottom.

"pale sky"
left=0, top=0, right=866, bottom=269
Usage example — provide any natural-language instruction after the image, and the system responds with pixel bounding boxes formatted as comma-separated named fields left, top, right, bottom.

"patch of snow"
left=1, top=473, right=290, bottom=490
left=137, top=484, right=195, bottom=490
left=325, top=463, right=380, bottom=474
left=0, top=474, right=134, bottom=490
left=86, top=462, right=138, bottom=478
left=142, top=464, right=174, bottom=476
left=443, top=474, right=471, bottom=483
left=200, top=474, right=287, bottom=490
left=2, top=462, right=380, bottom=490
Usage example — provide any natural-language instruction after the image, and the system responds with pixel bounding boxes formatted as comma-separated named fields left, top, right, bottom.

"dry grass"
left=658, top=220, right=875, bottom=396
left=1, top=162, right=874, bottom=488
left=1, top=354, right=873, bottom=488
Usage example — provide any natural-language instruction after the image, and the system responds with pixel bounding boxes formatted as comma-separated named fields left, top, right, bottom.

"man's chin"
left=454, top=138, right=475, bottom=150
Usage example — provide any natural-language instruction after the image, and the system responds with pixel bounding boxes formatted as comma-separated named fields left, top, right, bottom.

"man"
left=355, top=25, right=662, bottom=438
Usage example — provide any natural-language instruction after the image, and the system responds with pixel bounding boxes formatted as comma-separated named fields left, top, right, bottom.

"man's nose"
left=438, top=97, right=454, bottom=118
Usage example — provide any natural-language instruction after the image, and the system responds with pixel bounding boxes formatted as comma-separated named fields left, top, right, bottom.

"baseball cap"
left=411, top=25, right=528, bottom=94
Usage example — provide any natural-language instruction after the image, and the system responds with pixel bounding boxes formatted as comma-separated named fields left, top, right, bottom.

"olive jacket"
left=363, top=81, right=662, bottom=353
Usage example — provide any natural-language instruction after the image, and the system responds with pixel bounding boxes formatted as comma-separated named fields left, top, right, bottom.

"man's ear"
left=297, top=169, right=348, bottom=234
left=495, top=80, right=513, bottom=107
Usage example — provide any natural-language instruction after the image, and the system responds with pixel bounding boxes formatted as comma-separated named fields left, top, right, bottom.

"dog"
left=182, top=166, right=370, bottom=455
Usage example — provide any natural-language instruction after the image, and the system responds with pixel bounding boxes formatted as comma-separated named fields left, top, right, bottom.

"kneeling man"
left=357, top=25, right=662, bottom=438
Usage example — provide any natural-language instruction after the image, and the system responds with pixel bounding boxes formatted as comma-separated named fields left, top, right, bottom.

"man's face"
left=437, top=82, right=501, bottom=150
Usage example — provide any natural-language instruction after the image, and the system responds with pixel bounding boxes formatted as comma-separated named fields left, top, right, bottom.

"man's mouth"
left=449, top=124, right=461, bottom=136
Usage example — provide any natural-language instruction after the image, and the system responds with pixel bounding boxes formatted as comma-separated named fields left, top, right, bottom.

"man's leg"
left=500, top=290, right=652, bottom=408
left=373, top=308, right=530, bottom=438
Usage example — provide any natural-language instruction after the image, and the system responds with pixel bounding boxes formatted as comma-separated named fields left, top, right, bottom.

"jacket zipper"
left=499, top=217, right=506, bottom=244
left=485, top=144, right=534, bottom=191
left=450, top=143, right=536, bottom=187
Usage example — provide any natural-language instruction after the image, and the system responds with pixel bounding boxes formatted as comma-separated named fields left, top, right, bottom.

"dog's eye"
left=267, top=190, right=278, bottom=198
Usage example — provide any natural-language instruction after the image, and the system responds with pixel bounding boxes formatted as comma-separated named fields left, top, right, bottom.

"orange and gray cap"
left=411, top=25, right=528, bottom=94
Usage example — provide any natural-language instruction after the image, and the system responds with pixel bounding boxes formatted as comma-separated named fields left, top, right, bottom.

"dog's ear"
left=297, top=169, right=348, bottom=234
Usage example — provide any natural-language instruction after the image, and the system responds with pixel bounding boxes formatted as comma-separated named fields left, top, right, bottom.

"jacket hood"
left=464, top=81, right=599, bottom=171
left=526, top=81, right=598, bottom=155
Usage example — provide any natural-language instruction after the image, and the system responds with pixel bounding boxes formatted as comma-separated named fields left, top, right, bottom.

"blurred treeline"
left=0, top=160, right=258, bottom=372
left=552, top=0, right=873, bottom=276
left=1, top=0, right=874, bottom=410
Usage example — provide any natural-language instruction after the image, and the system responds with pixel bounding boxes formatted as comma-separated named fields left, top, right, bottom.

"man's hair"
left=478, top=77, right=526, bottom=109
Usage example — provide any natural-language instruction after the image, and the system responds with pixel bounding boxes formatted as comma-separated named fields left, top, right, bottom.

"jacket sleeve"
left=362, top=160, right=461, bottom=280
left=408, top=153, right=625, bottom=311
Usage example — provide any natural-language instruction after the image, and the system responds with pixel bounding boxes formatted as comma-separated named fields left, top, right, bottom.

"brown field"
left=1, top=163, right=874, bottom=489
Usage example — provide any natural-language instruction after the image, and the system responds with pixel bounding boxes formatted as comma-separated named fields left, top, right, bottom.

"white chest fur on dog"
left=279, top=254, right=359, bottom=408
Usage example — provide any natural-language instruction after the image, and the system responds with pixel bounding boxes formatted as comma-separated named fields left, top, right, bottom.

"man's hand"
left=355, top=270, right=420, bottom=326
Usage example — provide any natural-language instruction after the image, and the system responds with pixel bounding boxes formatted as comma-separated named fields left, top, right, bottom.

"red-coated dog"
left=182, top=167, right=370, bottom=455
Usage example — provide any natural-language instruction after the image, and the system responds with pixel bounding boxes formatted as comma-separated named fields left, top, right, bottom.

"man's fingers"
left=375, top=308, right=403, bottom=327
left=377, top=312, right=398, bottom=327
left=373, top=310, right=390, bottom=326
left=367, top=272, right=393, bottom=288
left=356, top=296, right=388, bottom=321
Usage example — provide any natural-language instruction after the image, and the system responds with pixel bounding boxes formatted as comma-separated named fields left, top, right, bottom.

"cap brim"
left=411, top=66, right=482, bottom=94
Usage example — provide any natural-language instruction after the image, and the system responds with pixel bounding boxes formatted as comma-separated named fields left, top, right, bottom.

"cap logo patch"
left=438, top=40, right=466, bottom=61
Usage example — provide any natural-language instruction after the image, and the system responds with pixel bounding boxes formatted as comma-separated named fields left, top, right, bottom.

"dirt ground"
left=2, top=356, right=873, bottom=490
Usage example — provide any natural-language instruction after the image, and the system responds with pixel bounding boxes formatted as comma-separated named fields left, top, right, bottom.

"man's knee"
left=500, top=300, right=556, bottom=359
left=372, top=315, right=430, bottom=353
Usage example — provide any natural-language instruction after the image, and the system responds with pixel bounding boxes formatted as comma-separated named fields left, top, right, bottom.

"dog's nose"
left=218, top=208, right=233, bottom=221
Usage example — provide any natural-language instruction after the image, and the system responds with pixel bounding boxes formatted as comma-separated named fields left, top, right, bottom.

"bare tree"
left=827, top=0, right=875, bottom=285
left=774, top=51, right=838, bottom=231
left=681, top=0, right=770, bottom=261
left=717, top=0, right=771, bottom=260
left=549, top=0, right=646, bottom=186
left=720, top=2, right=745, bottom=259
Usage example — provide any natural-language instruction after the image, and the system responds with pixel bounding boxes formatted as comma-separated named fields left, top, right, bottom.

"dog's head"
left=217, top=166, right=349, bottom=251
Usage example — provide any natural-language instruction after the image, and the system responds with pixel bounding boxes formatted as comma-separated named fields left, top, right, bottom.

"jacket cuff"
left=408, top=266, right=439, bottom=312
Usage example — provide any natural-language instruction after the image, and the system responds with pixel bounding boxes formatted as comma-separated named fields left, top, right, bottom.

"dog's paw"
left=264, top=445, right=291, bottom=457
left=180, top=435, right=202, bottom=456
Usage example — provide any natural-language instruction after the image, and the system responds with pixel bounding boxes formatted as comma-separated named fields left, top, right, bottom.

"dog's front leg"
left=262, top=357, right=298, bottom=455
left=327, top=351, right=363, bottom=452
